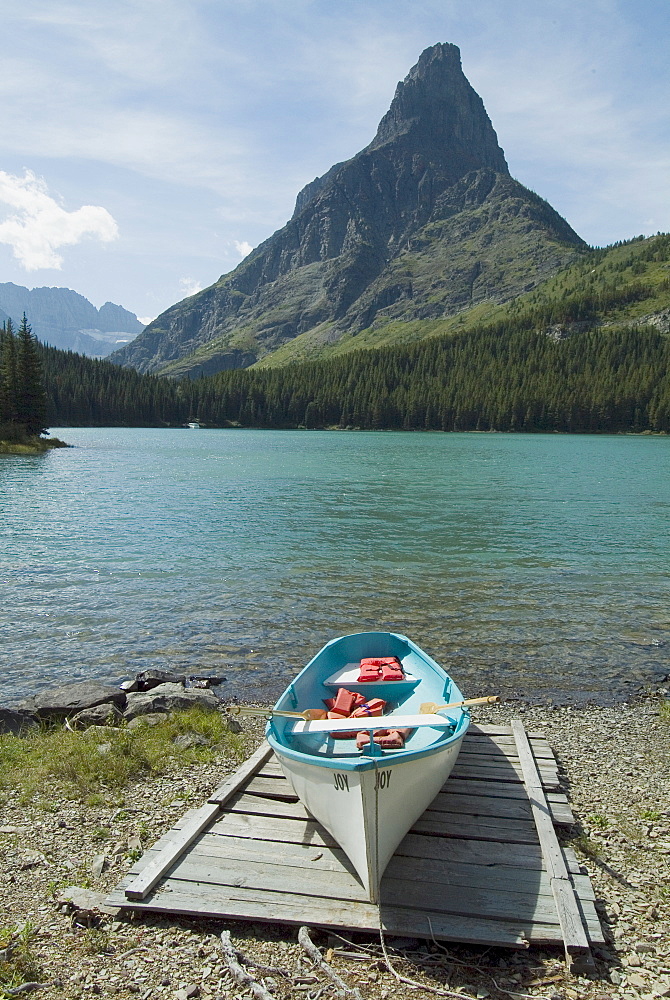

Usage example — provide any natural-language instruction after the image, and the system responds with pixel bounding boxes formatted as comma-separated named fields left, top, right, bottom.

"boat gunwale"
left=265, top=631, right=470, bottom=772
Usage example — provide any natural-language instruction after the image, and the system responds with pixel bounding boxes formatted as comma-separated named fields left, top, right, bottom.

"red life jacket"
left=357, top=656, right=404, bottom=682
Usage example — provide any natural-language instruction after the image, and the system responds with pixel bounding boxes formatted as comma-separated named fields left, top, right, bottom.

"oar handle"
left=427, top=695, right=500, bottom=712
left=456, top=696, right=499, bottom=708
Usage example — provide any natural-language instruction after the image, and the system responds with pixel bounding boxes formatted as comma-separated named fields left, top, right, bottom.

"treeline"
left=43, top=323, right=670, bottom=434
left=196, top=325, right=670, bottom=433
left=1, top=315, right=48, bottom=439
left=40, top=345, right=197, bottom=426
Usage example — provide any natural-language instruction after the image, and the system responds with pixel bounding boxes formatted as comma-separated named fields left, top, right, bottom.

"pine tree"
left=0, top=319, right=18, bottom=430
left=15, top=314, right=48, bottom=436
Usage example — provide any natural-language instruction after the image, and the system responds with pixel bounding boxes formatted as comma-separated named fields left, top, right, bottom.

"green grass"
left=639, top=808, right=662, bottom=822
left=0, top=708, right=243, bottom=803
left=570, top=832, right=604, bottom=860
left=0, top=923, right=41, bottom=997
left=0, top=435, right=69, bottom=454
left=659, top=699, right=670, bottom=723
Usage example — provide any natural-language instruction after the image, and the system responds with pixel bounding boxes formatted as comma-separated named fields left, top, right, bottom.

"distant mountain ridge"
left=111, top=42, right=586, bottom=377
left=0, top=283, right=144, bottom=357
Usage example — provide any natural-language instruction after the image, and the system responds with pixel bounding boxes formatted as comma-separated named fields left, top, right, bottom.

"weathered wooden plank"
left=512, top=720, right=593, bottom=962
left=244, top=775, right=299, bottom=801
left=450, top=762, right=559, bottom=787
left=472, top=724, right=545, bottom=739
left=466, top=734, right=555, bottom=757
left=411, top=813, right=539, bottom=844
left=210, top=817, right=568, bottom=870
left=259, top=763, right=570, bottom=820
left=180, top=833, right=595, bottom=900
left=210, top=810, right=337, bottom=847
left=125, top=826, right=586, bottom=901
left=546, top=794, right=575, bottom=826
left=163, top=854, right=566, bottom=924
left=108, top=877, right=536, bottom=948
left=227, top=792, right=310, bottom=819
left=208, top=743, right=275, bottom=803
left=123, top=742, right=272, bottom=901
left=426, top=790, right=534, bottom=820
left=225, top=791, right=541, bottom=844
left=458, top=747, right=549, bottom=768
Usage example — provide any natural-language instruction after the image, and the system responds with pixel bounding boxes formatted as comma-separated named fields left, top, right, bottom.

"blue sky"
left=1, top=0, right=668, bottom=323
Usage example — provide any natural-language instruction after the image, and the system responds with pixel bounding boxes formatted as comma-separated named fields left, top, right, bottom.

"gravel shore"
left=1, top=701, right=669, bottom=1000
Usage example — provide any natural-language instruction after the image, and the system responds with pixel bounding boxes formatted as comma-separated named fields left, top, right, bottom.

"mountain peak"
left=112, top=44, right=583, bottom=377
left=369, top=43, right=508, bottom=178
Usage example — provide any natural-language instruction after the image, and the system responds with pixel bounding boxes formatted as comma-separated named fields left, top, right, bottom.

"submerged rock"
left=135, top=669, right=186, bottom=691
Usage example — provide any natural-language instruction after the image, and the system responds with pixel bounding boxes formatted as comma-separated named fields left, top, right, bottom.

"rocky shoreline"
left=1, top=685, right=669, bottom=1000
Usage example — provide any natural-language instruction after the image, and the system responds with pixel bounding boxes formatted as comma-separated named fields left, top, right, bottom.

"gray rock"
left=0, top=707, right=37, bottom=735
left=135, top=669, right=186, bottom=691
left=90, top=854, right=107, bottom=878
left=69, top=703, right=124, bottom=728
left=123, top=682, right=219, bottom=720
left=187, top=675, right=226, bottom=688
left=126, top=712, right=168, bottom=729
left=56, top=885, right=119, bottom=917
left=18, top=681, right=126, bottom=719
left=172, top=732, right=210, bottom=749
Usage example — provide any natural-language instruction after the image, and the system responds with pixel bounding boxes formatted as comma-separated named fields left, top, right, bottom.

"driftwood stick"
left=240, top=957, right=291, bottom=977
left=219, top=931, right=275, bottom=1000
left=298, top=926, right=364, bottom=1000
left=5, top=985, right=49, bottom=996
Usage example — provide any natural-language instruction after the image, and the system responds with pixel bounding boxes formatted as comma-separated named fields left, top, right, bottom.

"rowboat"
left=265, top=631, right=470, bottom=903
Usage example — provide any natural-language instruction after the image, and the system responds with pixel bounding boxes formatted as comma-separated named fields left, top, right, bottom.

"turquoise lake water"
left=1, top=428, right=669, bottom=706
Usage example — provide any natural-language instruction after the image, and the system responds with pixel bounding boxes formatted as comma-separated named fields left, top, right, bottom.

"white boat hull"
left=274, top=734, right=465, bottom=902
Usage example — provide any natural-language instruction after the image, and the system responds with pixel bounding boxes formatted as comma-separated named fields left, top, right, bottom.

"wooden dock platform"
left=106, top=722, right=603, bottom=965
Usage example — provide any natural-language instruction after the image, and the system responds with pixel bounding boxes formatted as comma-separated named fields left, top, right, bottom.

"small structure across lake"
left=106, top=722, right=603, bottom=970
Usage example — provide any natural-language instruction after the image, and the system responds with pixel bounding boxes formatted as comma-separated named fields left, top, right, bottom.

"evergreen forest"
left=7, top=233, right=670, bottom=437
left=40, top=321, right=670, bottom=434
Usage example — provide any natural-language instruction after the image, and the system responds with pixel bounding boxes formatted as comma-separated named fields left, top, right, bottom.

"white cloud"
left=179, top=277, right=203, bottom=297
left=234, top=240, right=253, bottom=258
left=137, top=316, right=154, bottom=326
left=0, top=169, right=118, bottom=270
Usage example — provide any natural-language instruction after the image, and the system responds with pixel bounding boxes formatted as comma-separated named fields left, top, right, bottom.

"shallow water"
left=1, top=428, right=668, bottom=706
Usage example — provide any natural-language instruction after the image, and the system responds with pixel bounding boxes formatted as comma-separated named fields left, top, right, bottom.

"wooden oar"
left=419, top=695, right=499, bottom=714
left=226, top=705, right=327, bottom=721
left=229, top=695, right=499, bottom=722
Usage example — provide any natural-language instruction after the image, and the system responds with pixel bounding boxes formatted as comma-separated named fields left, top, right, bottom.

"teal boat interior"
left=266, top=631, right=469, bottom=770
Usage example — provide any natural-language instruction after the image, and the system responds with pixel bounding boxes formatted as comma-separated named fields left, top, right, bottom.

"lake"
left=1, top=428, right=669, bottom=707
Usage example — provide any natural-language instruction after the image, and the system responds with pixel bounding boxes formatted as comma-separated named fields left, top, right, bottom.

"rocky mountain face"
left=0, top=283, right=144, bottom=357
left=112, top=42, right=586, bottom=377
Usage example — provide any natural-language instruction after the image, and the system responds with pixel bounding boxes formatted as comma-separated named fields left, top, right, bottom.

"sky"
left=1, top=0, right=668, bottom=324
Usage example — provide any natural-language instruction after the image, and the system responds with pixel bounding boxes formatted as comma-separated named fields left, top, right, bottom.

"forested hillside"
left=255, top=232, right=670, bottom=364
left=42, top=322, right=670, bottom=434
left=41, top=232, right=670, bottom=435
